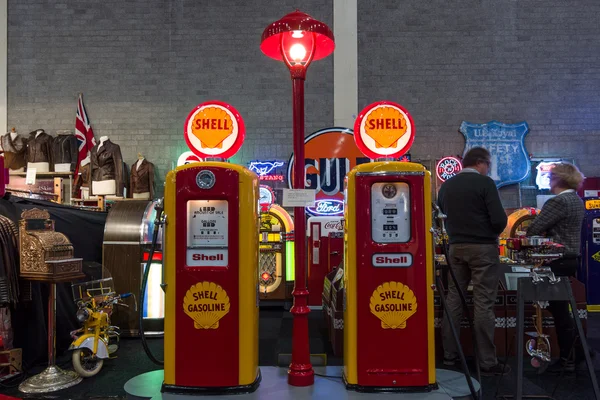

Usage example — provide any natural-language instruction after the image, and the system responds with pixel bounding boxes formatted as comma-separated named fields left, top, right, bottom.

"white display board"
left=186, top=200, right=228, bottom=267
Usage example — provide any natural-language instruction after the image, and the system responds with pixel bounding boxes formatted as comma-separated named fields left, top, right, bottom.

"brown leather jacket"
left=130, top=158, right=155, bottom=199
left=52, top=134, right=79, bottom=171
left=0, top=134, right=27, bottom=170
left=90, top=139, right=124, bottom=196
left=26, top=130, right=54, bottom=166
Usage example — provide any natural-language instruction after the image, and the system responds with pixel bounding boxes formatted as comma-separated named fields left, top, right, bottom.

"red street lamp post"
left=260, top=11, right=335, bottom=387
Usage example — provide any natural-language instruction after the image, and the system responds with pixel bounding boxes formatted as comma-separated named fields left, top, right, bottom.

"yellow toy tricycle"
left=69, top=278, right=133, bottom=377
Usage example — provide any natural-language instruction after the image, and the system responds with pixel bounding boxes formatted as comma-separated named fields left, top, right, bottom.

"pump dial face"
left=196, top=170, right=216, bottom=189
left=382, top=184, right=397, bottom=199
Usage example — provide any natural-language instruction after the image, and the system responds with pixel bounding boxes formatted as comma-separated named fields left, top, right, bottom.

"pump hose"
left=139, top=202, right=164, bottom=366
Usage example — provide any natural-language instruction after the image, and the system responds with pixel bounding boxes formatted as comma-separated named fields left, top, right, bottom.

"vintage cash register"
left=19, top=208, right=83, bottom=281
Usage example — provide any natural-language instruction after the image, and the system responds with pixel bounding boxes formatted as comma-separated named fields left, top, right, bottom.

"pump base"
left=343, top=374, right=439, bottom=393
left=161, top=370, right=261, bottom=395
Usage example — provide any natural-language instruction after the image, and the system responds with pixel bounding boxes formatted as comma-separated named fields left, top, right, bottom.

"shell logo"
left=369, top=281, right=418, bottom=329
left=191, top=107, right=234, bottom=149
left=364, top=106, right=408, bottom=148
left=183, top=281, right=230, bottom=329
left=184, top=101, right=246, bottom=159
left=354, top=101, right=415, bottom=159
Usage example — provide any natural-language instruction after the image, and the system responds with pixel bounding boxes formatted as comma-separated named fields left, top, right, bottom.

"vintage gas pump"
left=579, top=197, right=600, bottom=309
left=161, top=101, right=260, bottom=393
left=307, top=216, right=344, bottom=307
left=343, top=101, right=436, bottom=391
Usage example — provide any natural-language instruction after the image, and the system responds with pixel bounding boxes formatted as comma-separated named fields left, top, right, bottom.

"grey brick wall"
left=358, top=0, right=600, bottom=208
left=7, top=1, right=600, bottom=205
left=7, top=0, right=333, bottom=196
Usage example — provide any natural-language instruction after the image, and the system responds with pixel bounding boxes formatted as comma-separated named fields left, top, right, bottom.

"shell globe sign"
left=184, top=100, right=245, bottom=159
left=354, top=101, right=415, bottom=159
left=287, top=127, right=371, bottom=216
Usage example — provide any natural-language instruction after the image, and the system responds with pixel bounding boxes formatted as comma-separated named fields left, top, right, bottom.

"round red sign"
left=184, top=101, right=245, bottom=159
left=436, top=156, right=462, bottom=182
left=353, top=101, right=415, bottom=159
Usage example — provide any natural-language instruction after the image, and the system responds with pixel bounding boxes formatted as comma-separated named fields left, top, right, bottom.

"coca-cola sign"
left=287, top=127, right=371, bottom=214
left=324, top=219, right=344, bottom=231
left=307, top=199, right=344, bottom=216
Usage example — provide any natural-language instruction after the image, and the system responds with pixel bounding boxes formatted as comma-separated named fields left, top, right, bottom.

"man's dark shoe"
left=481, top=363, right=511, bottom=376
left=547, top=357, right=575, bottom=374
left=443, top=356, right=459, bottom=367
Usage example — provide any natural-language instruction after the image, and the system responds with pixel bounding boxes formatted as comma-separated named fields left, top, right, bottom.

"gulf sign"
left=287, top=128, right=371, bottom=216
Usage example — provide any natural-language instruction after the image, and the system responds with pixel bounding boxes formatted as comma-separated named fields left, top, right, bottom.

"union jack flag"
left=74, top=93, right=96, bottom=177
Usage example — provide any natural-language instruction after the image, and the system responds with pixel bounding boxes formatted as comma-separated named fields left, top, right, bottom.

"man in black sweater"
left=437, top=147, right=508, bottom=376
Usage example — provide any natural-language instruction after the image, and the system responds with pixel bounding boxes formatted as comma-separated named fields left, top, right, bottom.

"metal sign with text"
left=460, top=120, right=531, bottom=188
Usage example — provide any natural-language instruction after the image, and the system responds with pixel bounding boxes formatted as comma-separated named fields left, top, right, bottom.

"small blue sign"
left=460, top=120, right=531, bottom=188
left=248, top=161, right=284, bottom=177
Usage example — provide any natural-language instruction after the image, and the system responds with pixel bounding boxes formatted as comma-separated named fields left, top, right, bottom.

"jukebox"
left=258, top=204, right=295, bottom=302
left=103, top=200, right=164, bottom=335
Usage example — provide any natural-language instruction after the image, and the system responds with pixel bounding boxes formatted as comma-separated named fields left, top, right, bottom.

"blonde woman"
left=526, top=162, right=586, bottom=373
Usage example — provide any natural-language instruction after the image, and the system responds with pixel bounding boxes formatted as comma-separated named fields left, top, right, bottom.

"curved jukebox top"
left=258, top=204, right=295, bottom=301
left=500, top=207, right=540, bottom=239
left=103, top=200, right=164, bottom=335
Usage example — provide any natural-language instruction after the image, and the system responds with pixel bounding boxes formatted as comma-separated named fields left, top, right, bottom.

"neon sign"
left=536, top=161, right=562, bottom=190
left=306, top=199, right=345, bottom=216
left=248, top=161, right=285, bottom=182
left=436, top=156, right=462, bottom=182
left=177, top=151, right=203, bottom=167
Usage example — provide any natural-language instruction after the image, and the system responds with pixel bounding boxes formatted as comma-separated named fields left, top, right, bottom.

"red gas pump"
left=344, top=101, right=436, bottom=391
left=307, top=216, right=344, bottom=306
left=162, top=102, right=260, bottom=393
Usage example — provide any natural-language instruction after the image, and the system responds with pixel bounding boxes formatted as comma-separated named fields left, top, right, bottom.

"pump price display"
left=371, top=182, right=411, bottom=243
left=186, top=200, right=228, bottom=267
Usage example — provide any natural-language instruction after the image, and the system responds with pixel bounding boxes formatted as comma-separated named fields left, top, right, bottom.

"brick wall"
left=358, top=0, right=600, bottom=208
left=7, top=0, right=333, bottom=196
left=7, top=1, right=600, bottom=203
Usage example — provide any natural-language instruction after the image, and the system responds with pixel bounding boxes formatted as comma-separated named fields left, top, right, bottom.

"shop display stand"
left=19, top=277, right=83, bottom=393
left=510, top=276, right=599, bottom=400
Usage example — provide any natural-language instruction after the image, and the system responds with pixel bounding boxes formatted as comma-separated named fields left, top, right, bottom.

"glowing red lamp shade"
left=260, top=10, right=335, bottom=74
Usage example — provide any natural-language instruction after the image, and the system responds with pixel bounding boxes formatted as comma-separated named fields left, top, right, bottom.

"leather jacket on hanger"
left=52, top=134, right=79, bottom=171
left=26, top=130, right=54, bottom=166
left=130, top=159, right=155, bottom=199
left=90, top=139, right=124, bottom=196
left=0, top=134, right=28, bottom=170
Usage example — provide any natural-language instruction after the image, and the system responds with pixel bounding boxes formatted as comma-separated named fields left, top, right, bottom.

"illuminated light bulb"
left=289, top=43, right=306, bottom=61
left=291, top=30, right=304, bottom=38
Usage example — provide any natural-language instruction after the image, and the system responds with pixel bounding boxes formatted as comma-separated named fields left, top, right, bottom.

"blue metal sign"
left=460, top=120, right=531, bottom=188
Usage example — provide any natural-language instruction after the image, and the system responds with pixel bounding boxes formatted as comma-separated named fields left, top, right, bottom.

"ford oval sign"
left=307, top=199, right=344, bottom=216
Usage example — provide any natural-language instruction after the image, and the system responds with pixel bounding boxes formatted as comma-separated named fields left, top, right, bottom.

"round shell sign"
left=354, top=101, right=415, bottom=159
left=184, top=101, right=245, bottom=159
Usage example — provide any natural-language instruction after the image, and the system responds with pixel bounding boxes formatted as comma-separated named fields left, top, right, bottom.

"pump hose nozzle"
left=139, top=198, right=165, bottom=366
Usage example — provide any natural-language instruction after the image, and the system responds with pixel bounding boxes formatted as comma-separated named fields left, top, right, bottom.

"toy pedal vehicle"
left=69, top=278, right=135, bottom=377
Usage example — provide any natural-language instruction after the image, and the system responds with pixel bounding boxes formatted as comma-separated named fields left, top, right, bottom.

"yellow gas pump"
left=161, top=101, right=260, bottom=394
